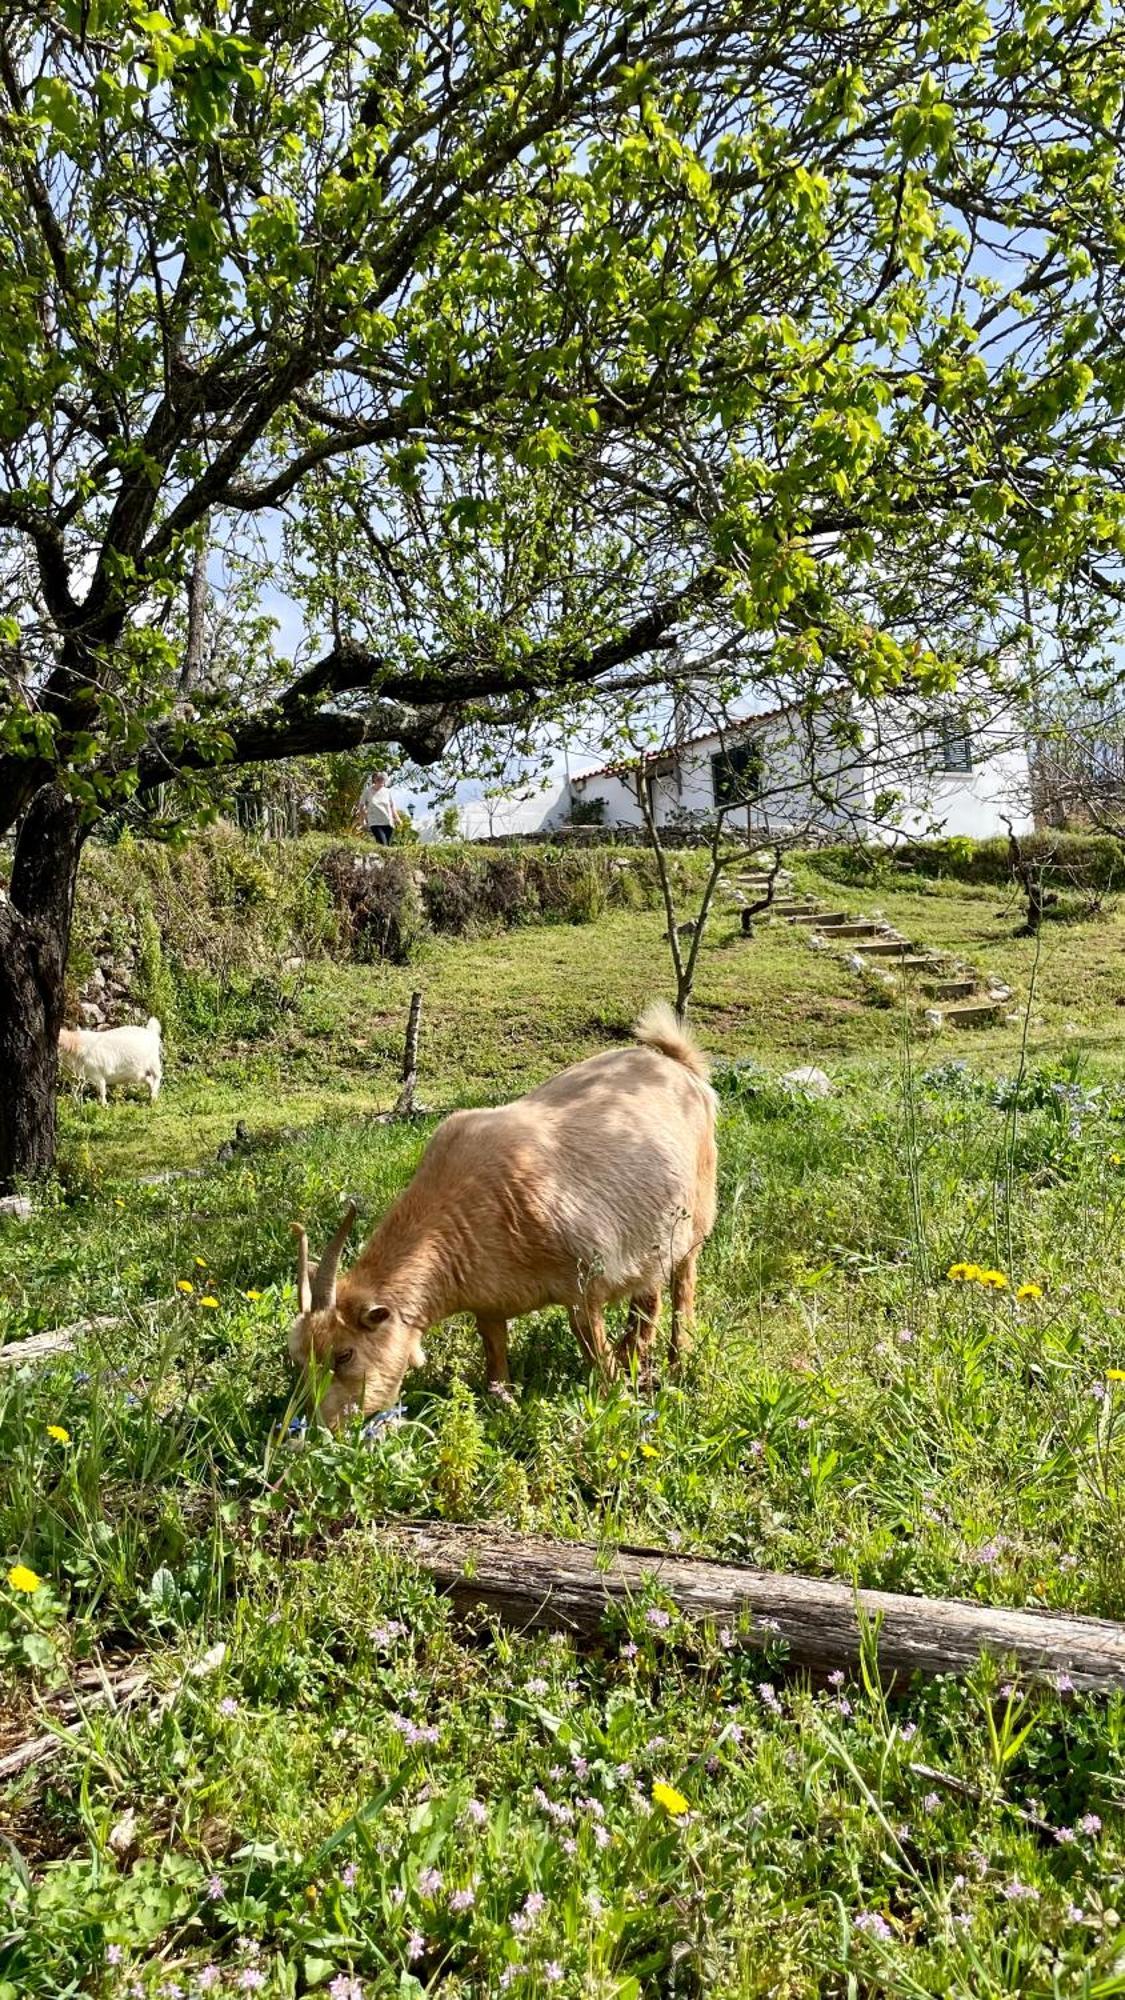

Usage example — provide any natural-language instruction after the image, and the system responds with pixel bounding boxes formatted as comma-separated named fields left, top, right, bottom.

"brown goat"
left=288, top=1003, right=717, bottom=1424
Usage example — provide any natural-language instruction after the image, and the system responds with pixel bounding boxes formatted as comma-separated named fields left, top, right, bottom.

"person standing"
left=356, top=770, right=398, bottom=845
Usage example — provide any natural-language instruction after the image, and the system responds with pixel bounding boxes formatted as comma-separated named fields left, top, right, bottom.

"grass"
left=3, top=873, right=1125, bottom=1997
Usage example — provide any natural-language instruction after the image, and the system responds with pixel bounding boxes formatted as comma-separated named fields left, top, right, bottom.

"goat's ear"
left=359, top=1301, right=392, bottom=1331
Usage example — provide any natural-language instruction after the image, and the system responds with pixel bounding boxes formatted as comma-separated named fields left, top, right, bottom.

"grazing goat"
left=58, top=1017, right=163, bottom=1105
left=289, top=1002, right=717, bottom=1425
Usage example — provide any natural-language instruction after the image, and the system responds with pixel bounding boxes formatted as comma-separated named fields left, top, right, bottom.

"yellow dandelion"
left=7, top=1563, right=42, bottom=1593
left=243, top=1289, right=263, bottom=1302
left=176, top=1279, right=194, bottom=1295
left=1110, top=1153, right=1123, bottom=1167
left=946, top=1263, right=972, bottom=1281
left=978, top=1270, right=1009, bottom=1289
left=199, top=1295, right=220, bottom=1309
left=652, top=1780, right=690, bottom=1817
left=1108, top=1369, right=1125, bottom=1382
left=640, top=1443, right=659, bottom=1459
left=114, top=1197, right=125, bottom=1208
left=194, top=1257, right=208, bottom=1269
left=46, top=1425, right=70, bottom=1444
left=1016, top=1283, right=1043, bottom=1302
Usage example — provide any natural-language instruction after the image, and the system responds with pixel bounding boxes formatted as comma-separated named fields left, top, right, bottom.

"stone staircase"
left=730, top=865, right=1013, bottom=1030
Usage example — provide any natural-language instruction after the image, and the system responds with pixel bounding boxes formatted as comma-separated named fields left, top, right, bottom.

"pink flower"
left=449, top=1887, right=475, bottom=1913
left=853, top=1911, right=891, bottom=1939
left=1054, top=1826, right=1075, bottom=1844
left=1079, top=1812, right=1103, bottom=1836
left=107, top=1945, right=123, bottom=1966
left=406, top=1933, right=425, bottom=1962
left=464, top=1798, right=488, bottom=1826
left=1056, top=1671, right=1075, bottom=1693
left=416, top=1867, right=443, bottom=1897
left=341, top=1861, right=358, bottom=1888
left=827, top=1670, right=845, bottom=1689
left=238, top=1974, right=267, bottom=1993
left=923, top=1792, right=941, bottom=1813
left=544, top=1964, right=563, bottom=1984
left=758, top=1682, right=782, bottom=1714
left=899, top=1723, right=917, bottom=1742
left=1001, top=1880, right=1038, bottom=1903
left=197, top=1973, right=221, bottom=1993
left=219, top=1696, right=239, bottom=1717
left=645, top=1608, right=671, bottom=1630
left=329, top=1978, right=364, bottom=2000
left=619, top=1641, right=638, bottom=1660
left=206, top=1875, right=224, bottom=1900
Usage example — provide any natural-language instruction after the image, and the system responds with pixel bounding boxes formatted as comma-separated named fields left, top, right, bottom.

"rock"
left=987, top=984, right=1013, bottom=1003
left=923, top=1008, right=944, bottom=1032
left=782, top=1066, right=834, bottom=1099
left=108, top=1809, right=138, bottom=1859
left=806, top=933, right=831, bottom=951
left=0, top=1195, right=33, bottom=1220
left=281, top=955, right=305, bottom=972
left=79, top=1001, right=106, bottom=1026
left=847, top=953, right=865, bottom=974
left=88, top=967, right=106, bottom=991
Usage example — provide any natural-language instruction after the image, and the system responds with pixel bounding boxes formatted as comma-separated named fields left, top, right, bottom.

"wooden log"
left=379, top=1522, right=1125, bottom=1693
left=0, top=1314, right=118, bottom=1370
left=392, top=989, right=423, bottom=1118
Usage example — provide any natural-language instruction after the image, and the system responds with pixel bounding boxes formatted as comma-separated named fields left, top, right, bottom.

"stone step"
left=773, top=899, right=818, bottom=914
left=923, top=977, right=976, bottom=1000
left=789, top=910, right=849, bottom=926
left=890, top=954, right=945, bottom=972
left=827, top=920, right=888, bottom=939
left=946, top=1000, right=1004, bottom=1028
left=849, top=936, right=913, bottom=957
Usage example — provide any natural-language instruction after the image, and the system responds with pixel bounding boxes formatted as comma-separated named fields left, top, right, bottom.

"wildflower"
left=197, top=1972, right=221, bottom=1993
left=114, top=1197, right=125, bottom=1208
left=593, top=1823, right=612, bottom=1849
left=619, top=1641, right=638, bottom=1660
left=194, top=1257, right=208, bottom=1269
left=853, top=1911, right=892, bottom=1940
left=464, top=1799, right=488, bottom=1826
left=544, top=1965, right=564, bottom=1985
left=1055, top=1826, right=1076, bottom=1844
left=899, top=1722, right=917, bottom=1742
left=652, top=1780, right=690, bottom=1817
left=1067, top=1903, right=1086, bottom=1923
left=449, top=1886, right=475, bottom=1913
left=1078, top=1812, right=1103, bottom=1836
left=369, top=1619, right=405, bottom=1648
left=243, top=1289, right=263, bottom=1301
left=206, top=1875, right=224, bottom=1900
left=923, top=1792, right=941, bottom=1814
left=835, top=1696, right=853, bottom=1717
left=219, top=1696, right=239, bottom=1717
left=827, top=1669, right=845, bottom=1689
left=645, top=1607, right=671, bottom=1630
left=46, top=1424, right=71, bottom=1444
left=1016, top=1283, right=1042, bottom=1301
left=1109, top=1369, right=1125, bottom=1382
left=898, top=1328, right=914, bottom=1345
left=718, top=1626, right=734, bottom=1649
left=406, top=1935, right=425, bottom=1963
left=107, top=1944, right=123, bottom=1965
left=417, top=1867, right=443, bottom=1897
left=1056, top=1671, right=1075, bottom=1693
left=526, top=1677, right=549, bottom=1695
left=796, top=1415, right=811, bottom=1431
left=1001, top=1880, right=1039, bottom=1903
left=510, top=1892, right=545, bottom=1935
left=341, top=1862, right=358, bottom=1889
left=176, top=1279, right=194, bottom=1294
left=329, top=1978, right=364, bottom=2000
left=200, top=1295, right=220, bottom=1309
left=946, top=1263, right=980, bottom=1283
left=978, top=1269, right=1008, bottom=1289
left=6, top=1564, right=41, bottom=1593
left=238, top=1975, right=267, bottom=1993
left=499, top=1970, right=524, bottom=1990
left=758, top=1681, right=782, bottom=1714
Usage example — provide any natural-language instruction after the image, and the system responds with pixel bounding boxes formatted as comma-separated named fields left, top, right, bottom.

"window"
left=711, top=737, right=763, bottom=809
left=927, top=717, right=973, bottom=773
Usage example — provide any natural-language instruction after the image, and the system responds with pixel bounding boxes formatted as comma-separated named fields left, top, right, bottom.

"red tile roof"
left=571, top=704, right=796, bottom=784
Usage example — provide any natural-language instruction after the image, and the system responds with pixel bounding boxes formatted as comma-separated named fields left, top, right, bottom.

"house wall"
left=571, top=710, right=867, bottom=834
left=862, top=721, right=1035, bottom=841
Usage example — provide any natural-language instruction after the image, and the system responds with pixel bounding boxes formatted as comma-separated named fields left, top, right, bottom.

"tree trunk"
left=379, top=1521, right=1125, bottom=1692
left=0, top=785, right=86, bottom=1192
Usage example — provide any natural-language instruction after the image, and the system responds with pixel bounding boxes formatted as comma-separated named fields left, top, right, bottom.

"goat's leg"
left=476, top=1314, right=511, bottom=1389
left=96, top=1078, right=107, bottom=1107
left=569, top=1302, right=617, bottom=1382
left=618, top=1288, right=661, bottom=1381
left=669, top=1252, right=698, bottom=1376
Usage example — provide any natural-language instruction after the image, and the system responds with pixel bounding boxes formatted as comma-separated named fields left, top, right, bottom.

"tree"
left=3, top=0, right=1125, bottom=1186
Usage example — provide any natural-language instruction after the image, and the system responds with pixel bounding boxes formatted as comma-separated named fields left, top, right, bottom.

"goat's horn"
left=311, top=1202, right=357, bottom=1312
left=291, top=1222, right=312, bottom=1315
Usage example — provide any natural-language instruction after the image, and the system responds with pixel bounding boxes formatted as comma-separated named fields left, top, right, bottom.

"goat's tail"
left=633, top=1001, right=710, bottom=1081
left=146, top=1016, right=162, bottom=1038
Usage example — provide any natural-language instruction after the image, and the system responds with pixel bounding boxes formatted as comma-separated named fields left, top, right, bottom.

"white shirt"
left=360, top=780, right=394, bottom=828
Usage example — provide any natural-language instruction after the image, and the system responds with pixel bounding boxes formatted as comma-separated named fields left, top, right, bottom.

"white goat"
left=58, top=1018, right=163, bottom=1105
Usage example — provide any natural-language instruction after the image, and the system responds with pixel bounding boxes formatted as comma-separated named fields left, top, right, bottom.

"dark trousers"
left=367, top=824, right=392, bottom=845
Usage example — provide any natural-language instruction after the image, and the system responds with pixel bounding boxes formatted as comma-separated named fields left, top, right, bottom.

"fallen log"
left=0, top=1314, right=119, bottom=1370
left=380, top=1522, right=1125, bottom=1693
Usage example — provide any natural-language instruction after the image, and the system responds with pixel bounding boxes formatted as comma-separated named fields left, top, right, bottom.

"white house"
left=565, top=700, right=1035, bottom=843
